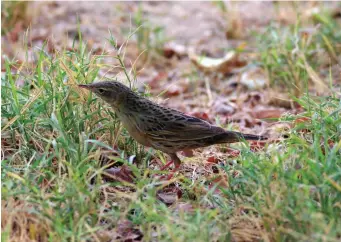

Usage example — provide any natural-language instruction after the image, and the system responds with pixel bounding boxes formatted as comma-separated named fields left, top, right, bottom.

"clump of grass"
left=132, top=4, right=167, bottom=60
left=230, top=94, right=341, bottom=240
left=213, top=1, right=244, bottom=39
left=1, top=1, right=30, bottom=35
left=311, top=10, right=341, bottom=63
left=1, top=33, right=125, bottom=240
left=257, top=9, right=340, bottom=96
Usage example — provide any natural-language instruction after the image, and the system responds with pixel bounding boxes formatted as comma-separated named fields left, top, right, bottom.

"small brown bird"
left=79, top=81, right=266, bottom=170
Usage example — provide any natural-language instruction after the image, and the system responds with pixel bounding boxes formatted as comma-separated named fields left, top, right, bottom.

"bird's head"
left=78, top=81, right=133, bottom=106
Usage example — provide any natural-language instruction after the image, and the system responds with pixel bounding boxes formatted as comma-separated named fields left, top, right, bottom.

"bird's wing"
left=128, top=101, right=225, bottom=141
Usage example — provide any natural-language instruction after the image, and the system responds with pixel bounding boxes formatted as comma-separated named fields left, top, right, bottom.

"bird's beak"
left=78, top=84, right=93, bottom=90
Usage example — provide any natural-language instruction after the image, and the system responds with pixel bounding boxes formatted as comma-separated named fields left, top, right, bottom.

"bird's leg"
left=160, top=160, right=175, bottom=171
left=159, top=153, right=181, bottom=170
left=162, top=153, right=181, bottom=180
left=170, top=153, right=181, bottom=170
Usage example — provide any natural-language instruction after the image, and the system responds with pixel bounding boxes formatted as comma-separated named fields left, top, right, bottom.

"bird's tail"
left=234, top=132, right=267, bottom=141
left=200, top=131, right=267, bottom=146
left=215, top=131, right=267, bottom=144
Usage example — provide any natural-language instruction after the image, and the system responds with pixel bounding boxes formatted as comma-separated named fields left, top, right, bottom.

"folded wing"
left=128, top=102, right=225, bottom=142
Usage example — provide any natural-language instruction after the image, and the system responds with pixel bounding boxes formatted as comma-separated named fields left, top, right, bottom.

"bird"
left=78, top=80, right=267, bottom=173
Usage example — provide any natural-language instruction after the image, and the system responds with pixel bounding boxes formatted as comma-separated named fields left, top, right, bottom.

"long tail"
left=203, top=131, right=267, bottom=145
left=234, top=132, right=267, bottom=141
left=213, top=131, right=267, bottom=144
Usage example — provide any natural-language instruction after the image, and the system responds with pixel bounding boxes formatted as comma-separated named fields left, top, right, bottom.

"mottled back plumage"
left=79, top=81, right=266, bottom=166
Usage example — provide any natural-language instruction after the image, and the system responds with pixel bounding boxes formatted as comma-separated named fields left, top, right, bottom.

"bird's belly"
left=118, top=113, right=151, bottom=147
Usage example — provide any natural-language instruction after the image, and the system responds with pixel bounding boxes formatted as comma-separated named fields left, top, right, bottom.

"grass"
left=256, top=9, right=341, bottom=96
left=131, top=3, right=168, bottom=63
left=2, top=11, right=341, bottom=242
left=1, top=1, right=29, bottom=35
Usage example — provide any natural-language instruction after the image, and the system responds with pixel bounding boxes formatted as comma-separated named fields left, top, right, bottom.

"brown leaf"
left=209, top=174, right=229, bottom=189
left=268, top=92, right=294, bottom=109
left=116, top=219, right=143, bottom=241
left=172, top=202, right=194, bottom=213
left=294, top=117, right=311, bottom=125
left=293, top=116, right=311, bottom=133
left=251, top=109, right=283, bottom=120
left=7, top=21, right=23, bottom=42
left=15, top=79, right=25, bottom=87
left=163, top=42, right=187, bottom=59
left=245, top=92, right=263, bottom=107
left=165, top=85, right=182, bottom=97
left=225, top=148, right=241, bottom=157
left=157, top=186, right=182, bottom=205
left=207, top=156, right=218, bottom=164
left=249, top=141, right=267, bottom=152
left=189, top=50, right=246, bottom=74
left=213, top=99, right=236, bottom=115
left=157, top=192, right=177, bottom=205
left=240, top=67, right=268, bottom=90
left=181, top=149, right=194, bottom=157
left=189, top=111, right=210, bottom=121
left=229, top=111, right=258, bottom=128
left=146, top=71, right=168, bottom=89
left=103, top=165, right=135, bottom=183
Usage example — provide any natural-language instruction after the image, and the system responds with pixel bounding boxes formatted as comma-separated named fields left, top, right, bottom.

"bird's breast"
left=117, top=112, right=151, bottom=147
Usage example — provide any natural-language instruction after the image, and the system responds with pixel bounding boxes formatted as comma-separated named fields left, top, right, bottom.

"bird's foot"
left=158, top=163, right=180, bottom=181
left=160, top=160, right=175, bottom=170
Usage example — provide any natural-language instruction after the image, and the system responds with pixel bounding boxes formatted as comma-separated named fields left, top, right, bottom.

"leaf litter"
left=2, top=1, right=341, bottom=241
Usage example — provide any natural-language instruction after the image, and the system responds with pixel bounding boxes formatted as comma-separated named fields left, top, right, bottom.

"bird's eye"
left=98, top=88, right=105, bottom=94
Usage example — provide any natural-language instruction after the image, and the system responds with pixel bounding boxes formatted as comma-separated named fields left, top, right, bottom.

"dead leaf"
left=229, top=111, right=258, bottom=128
left=294, top=117, right=311, bottom=125
left=189, top=50, right=246, bottom=74
left=213, top=99, right=236, bottom=115
left=249, top=140, right=268, bottom=152
left=267, top=122, right=290, bottom=138
left=240, top=67, right=268, bottom=90
left=207, top=156, right=218, bottom=164
left=292, top=116, right=311, bottom=133
left=245, top=92, right=263, bottom=108
left=189, top=111, right=210, bottom=122
left=157, top=186, right=182, bottom=205
left=229, top=216, right=263, bottom=242
left=15, top=79, right=25, bottom=87
left=116, top=219, right=143, bottom=241
left=225, top=10, right=244, bottom=39
left=7, top=21, right=24, bottom=42
left=331, top=7, right=341, bottom=18
left=181, top=149, right=194, bottom=157
left=209, top=174, right=229, bottom=189
left=320, top=139, right=336, bottom=155
left=268, top=92, right=294, bottom=109
left=157, top=192, right=177, bottom=205
left=165, top=85, right=182, bottom=97
left=251, top=109, right=283, bottom=120
left=224, top=148, right=241, bottom=157
left=163, top=42, right=187, bottom=59
left=103, top=165, right=135, bottom=183
left=172, top=202, right=194, bottom=213
left=147, top=71, right=168, bottom=89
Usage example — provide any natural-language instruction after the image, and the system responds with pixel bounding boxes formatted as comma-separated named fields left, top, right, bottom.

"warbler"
left=79, top=81, right=266, bottom=169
